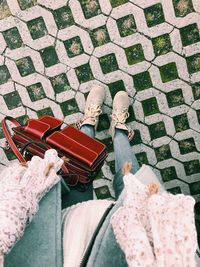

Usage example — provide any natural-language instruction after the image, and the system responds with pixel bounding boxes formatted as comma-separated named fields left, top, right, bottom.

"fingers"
left=147, top=183, right=159, bottom=195
left=44, top=163, right=54, bottom=176
left=122, top=162, right=132, bottom=175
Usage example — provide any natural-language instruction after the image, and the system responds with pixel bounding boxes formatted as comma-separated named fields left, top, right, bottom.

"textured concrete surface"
left=0, top=0, right=199, bottom=210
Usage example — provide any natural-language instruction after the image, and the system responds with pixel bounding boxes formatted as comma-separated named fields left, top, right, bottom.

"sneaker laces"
left=111, top=109, right=129, bottom=125
left=85, top=105, right=102, bottom=119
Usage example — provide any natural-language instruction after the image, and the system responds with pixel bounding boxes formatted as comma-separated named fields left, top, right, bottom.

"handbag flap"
left=24, top=119, right=50, bottom=139
left=38, top=116, right=63, bottom=130
left=61, top=126, right=106, bottom=155
left=46, top=131, right=99, bottom=167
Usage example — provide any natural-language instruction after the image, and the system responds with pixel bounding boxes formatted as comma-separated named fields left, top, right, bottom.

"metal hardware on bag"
left=4, top=140, right=10, bottom=150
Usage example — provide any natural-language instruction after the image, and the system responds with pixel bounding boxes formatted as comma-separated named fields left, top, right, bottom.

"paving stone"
left=2, top=27, right=23, bottom=50
left=16, top=114, right=29, bottom=125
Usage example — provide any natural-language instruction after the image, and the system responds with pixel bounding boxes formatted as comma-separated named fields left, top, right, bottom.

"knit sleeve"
left=0, top=149, right=63, bottom=259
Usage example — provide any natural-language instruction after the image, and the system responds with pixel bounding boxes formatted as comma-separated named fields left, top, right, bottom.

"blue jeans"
left=62, top=125, right=140, bottom=207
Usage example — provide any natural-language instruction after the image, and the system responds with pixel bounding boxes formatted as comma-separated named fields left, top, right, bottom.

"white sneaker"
left=78, top=85, right=105, bottom=128
left=110, top=91, right=134, bottom=140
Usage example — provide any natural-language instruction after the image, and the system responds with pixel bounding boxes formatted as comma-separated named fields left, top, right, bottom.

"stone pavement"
left=0, top=0, right=199, bottom=212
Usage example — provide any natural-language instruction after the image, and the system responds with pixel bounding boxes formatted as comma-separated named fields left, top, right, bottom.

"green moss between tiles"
left=179, top=138, right=197, bottom=154
left=125, top=44, right=145, bottom=65
left=16, top=57, right=35, bottom=77
left=2, top=27, right=23, bottom=50
left=166, top=89, right=184, bottom=108
left=116, top=14, right=137, bottom=37
left=53, top=6, right=75, bottom=30
left=109, top=0, right=128, bottom=8
left=99, top=53, right=119, bottom=74
left=0, top=0, right=11, bottom=20
left=173, top=113, right=190, bottom=132
left=50, top=73, right=70, bottom=94
left=90, top=25, right=110, bottom=47
left=152, top=34, right=172, bottom=56
left=192, top=83, right=200, bottom=100
left=64, top=36, right=84, bottom=58
left=189, top=181, right=200, bottom=195
left=27, top=17, right=48, bottom=40
left=79, top=0, right=101, bottom=19
left=144, top=3, right=165, bottom=27
left=172, top=0, right=194, bottom=17
left=184, top=159, right=200, bottom=175
left=159, top=62, right=179, bottom=83
left=155, top=144, right=172, bottom=162
left=160, top=166, right=177, bottom=182
left=17, top=0, right=37, bottom=10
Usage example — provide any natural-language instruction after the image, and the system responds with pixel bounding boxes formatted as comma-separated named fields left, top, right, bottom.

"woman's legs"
left=113, top=129, right=140, bottom=199
left=114, top=129, right=139, bottom=174
left=80, top=124, right=95, bottom=138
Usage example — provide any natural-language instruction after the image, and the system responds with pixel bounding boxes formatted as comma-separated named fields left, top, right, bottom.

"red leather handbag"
left=2, top=115, right=107, bottom=190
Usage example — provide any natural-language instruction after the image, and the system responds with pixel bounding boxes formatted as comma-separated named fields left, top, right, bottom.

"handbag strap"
left=2, top=116, right=26, bottom=163
left=2, top=116, right=70, bottom=174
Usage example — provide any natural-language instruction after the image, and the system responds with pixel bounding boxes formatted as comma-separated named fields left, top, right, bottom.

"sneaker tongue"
left=85, top=105, right=102, bottom=118
left=112, top=110, right=129, bottom=124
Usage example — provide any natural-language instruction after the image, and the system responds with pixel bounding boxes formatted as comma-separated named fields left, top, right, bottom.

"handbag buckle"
left=4, top=140, right=11, bottom=150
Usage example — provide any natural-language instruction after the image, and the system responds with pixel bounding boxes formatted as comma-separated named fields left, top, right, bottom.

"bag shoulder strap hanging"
left=2, top=116, right=26, bottom=163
